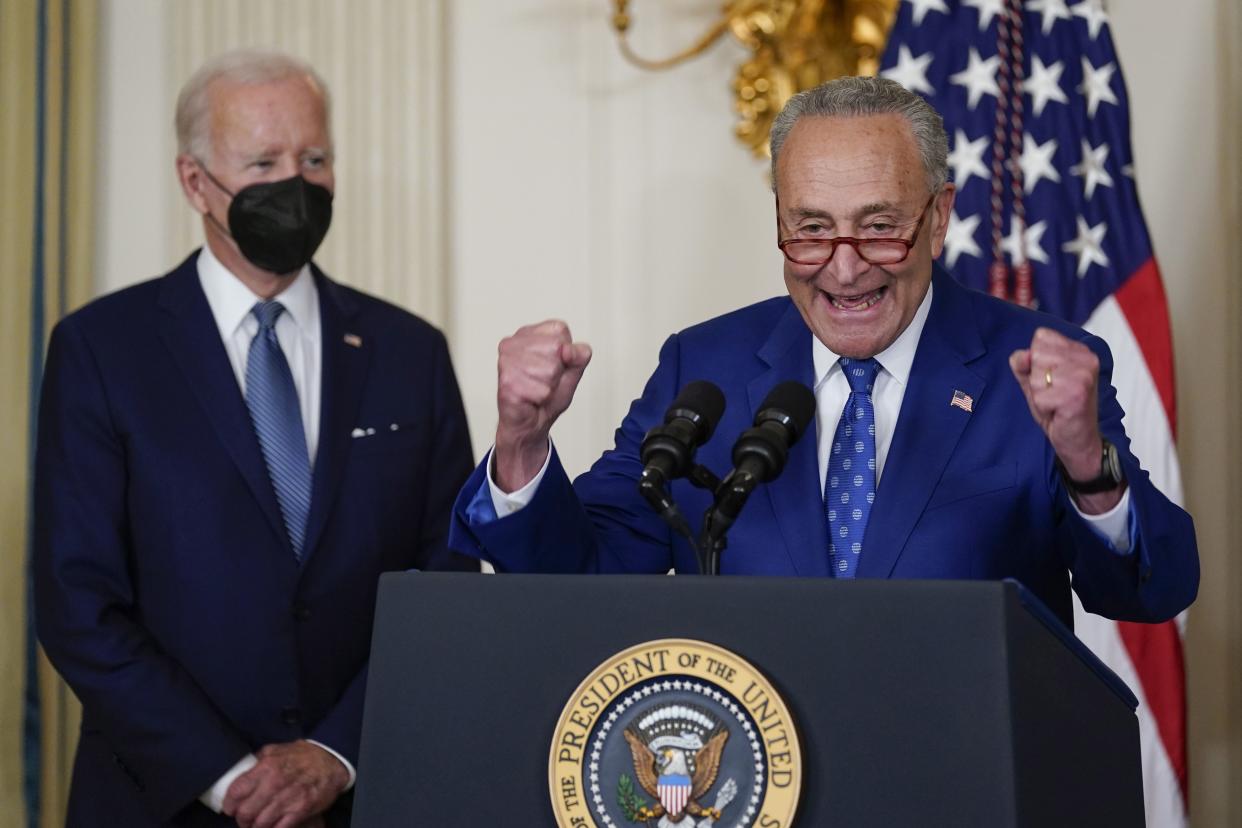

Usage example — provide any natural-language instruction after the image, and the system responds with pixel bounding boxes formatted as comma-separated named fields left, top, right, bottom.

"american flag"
left=881, top=1, right=1187, bottom=824
left=951, top=389, right=974, bottom=412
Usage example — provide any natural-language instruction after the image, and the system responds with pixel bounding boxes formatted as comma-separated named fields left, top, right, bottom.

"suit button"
left=293, top=602, right=311, bottom=621
left=281, top=707, right=301, bottom=725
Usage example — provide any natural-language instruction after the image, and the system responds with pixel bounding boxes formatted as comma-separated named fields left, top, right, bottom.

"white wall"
left=447, top=0, right=779, bottom=472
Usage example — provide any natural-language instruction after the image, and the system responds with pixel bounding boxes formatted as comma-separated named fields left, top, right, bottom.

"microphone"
left=638, top=380, right=727, bottom=491
left=638, top=380, right=726, bottom=571
left=709, top=381, right=816, bottom=528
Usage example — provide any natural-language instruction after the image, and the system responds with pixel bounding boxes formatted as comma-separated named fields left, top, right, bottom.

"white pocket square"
left=352, top=423, right=406, bottom=438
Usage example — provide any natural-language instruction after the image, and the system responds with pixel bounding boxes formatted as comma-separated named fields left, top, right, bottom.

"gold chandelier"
left=610, top=0, right=900, bottom=157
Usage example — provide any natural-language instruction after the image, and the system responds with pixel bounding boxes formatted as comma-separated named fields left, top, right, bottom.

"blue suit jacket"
left=450, top=266, right=1197, bottom=628
left=34, top=252, right=475, bottom=826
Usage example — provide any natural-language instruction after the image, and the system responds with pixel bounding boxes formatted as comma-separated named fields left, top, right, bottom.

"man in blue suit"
left=448, top=76, right=1196, bottom=628
left=34, top=51, right=474, bottom=827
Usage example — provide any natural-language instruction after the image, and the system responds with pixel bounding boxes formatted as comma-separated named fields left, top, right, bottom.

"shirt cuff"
left=200, top=753, right=257, bottom=813
left=1071, top=486, right=1133, bottom=554
left=306, top=739, right=357, bottom=790
left=486, top=440, right=552, bottom=517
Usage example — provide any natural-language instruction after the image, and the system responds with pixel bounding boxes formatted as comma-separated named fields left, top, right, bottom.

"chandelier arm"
left=613, top=16, right=733, bottom=71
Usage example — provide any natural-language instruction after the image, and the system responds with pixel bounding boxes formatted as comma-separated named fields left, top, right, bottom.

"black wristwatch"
left=1059, top=439, right=1125, bottom=494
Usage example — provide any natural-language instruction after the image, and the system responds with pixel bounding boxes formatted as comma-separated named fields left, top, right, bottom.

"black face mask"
left=200, top=166, right=333, bottom=275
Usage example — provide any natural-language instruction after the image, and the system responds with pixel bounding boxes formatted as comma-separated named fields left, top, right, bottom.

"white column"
left=96, top=0, right=173, bottom=294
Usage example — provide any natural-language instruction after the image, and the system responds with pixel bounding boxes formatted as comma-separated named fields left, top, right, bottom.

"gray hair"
left=769, top=76, right=948, bottom=194
left=175, top=49, right=332, bottom=163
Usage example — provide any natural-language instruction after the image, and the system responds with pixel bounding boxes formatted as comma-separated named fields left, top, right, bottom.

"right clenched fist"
left=493, top=320, right=592, bottom=492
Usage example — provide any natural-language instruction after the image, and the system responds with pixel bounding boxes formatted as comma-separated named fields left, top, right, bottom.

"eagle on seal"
left=623, top=725, right=729, bottom=822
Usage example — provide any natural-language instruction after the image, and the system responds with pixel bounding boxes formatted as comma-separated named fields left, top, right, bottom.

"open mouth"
left=825, top=286, right=886, bottom=311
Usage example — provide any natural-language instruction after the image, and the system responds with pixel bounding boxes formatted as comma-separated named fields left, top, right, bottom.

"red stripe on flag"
left=1113, top=258, right=1178, bottom=437
left=1119, top=620, right=1188, bottom=803
left=1113, top=256, right=1188, bottom=808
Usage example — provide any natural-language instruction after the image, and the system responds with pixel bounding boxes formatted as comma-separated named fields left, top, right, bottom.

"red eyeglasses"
left=777, top=194, right=936, bottom=266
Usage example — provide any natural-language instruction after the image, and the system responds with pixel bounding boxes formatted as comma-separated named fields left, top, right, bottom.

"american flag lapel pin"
left=343, top=333, right=362, bottom=348
left=950, top=389, right=974, bottom=413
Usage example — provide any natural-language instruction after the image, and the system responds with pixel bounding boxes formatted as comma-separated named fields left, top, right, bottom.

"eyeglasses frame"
left=776, top=192, right=939, bottom=267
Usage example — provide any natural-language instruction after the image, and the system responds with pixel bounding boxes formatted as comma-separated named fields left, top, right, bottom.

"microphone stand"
left=699, top=518, right=728, bottom=576
left=640, top=463, right=722, bottom=575
left=698, top=470, right=754, bottom=575
left=688, top=465, right=723, bottom=574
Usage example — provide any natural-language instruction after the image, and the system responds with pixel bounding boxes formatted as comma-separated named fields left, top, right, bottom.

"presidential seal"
left=549, top=639, right=801, bottom=827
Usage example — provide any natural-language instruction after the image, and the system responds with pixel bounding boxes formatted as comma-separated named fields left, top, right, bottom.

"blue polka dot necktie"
left=825, top=357, right=881, bottom=578
left=245, top=301, right=312, bottom=561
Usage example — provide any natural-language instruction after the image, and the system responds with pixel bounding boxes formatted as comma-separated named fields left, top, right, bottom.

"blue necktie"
left=245, top=301, right=312, bottom=561
left=826, top=357, right=881, bottom=578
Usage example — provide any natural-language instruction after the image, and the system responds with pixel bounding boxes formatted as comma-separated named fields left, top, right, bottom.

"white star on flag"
left=943, top=211, right=983, bottom=268
left=906, top=0, right=950, bottom=26
left=1070, top=139, right=1115, bottom=199
left=947, top=129, right=990, bottom=189
left=1001, top=218, right=1050, bottom=265
left=1061, top=215, right=1110, bottom=276
left=1027, top=0, right=1072, bottom=35
left=881, top=44, right=935, bottom=95
left=1019, top=133, right=1061, bottom=193
left=1026, top=55, right=1068, bottom=116
left=1071, top=0, right=1109, bottom=40
left=949, top=48, right=1001, bottom=110
left=1078, top=57, right=1119, bottom=117
left=962, top=0, right=1004, bottom=31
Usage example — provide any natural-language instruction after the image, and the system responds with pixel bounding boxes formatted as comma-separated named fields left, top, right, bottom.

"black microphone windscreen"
left=756, top=381, right=816, bottom=439
left=667, top=380, right=726, bottom=442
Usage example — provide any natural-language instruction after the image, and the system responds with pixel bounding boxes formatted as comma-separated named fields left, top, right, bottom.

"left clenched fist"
left=1009, top=327, right=1105, bottom=485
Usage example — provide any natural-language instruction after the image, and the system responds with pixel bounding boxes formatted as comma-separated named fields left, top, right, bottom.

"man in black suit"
left=34, top=49, right=474, bottom=827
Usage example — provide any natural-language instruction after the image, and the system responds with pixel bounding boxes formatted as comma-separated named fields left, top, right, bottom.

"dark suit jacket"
left=34, top=251, right=475, bottom=826
left=449, top=265, right=1197, bottom=628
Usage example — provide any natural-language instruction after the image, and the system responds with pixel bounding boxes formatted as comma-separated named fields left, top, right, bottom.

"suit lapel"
left=300, top=270, right=370, bottom=563
left=748, top=303, right=829, bottom=576
left=156, top=253, right=293, bottom=556
left=857, top=268, right=988, bottom=578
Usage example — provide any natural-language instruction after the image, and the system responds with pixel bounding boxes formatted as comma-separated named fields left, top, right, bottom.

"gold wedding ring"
left=1044, top=370, right=1053, bottom=388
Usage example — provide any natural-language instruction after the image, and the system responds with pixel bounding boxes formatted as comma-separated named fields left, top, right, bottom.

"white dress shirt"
left=489, top=284, right=1129, bottom=549
left=810, top=281, right=934, bottom=490
left=197, top=243, right=321, bottom=464
left=194, top=245, right=355, bottom=812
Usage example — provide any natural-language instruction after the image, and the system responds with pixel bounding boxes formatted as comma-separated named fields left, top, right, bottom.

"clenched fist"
left=493, top=320, right=592, bottom=492
left=1009, top=327, right=1124, bottom=513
